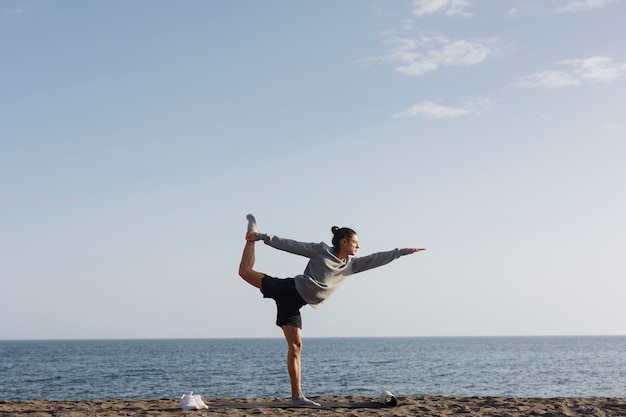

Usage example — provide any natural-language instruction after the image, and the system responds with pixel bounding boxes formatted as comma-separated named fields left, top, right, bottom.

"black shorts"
left=261, top=275, right=307, bottom=329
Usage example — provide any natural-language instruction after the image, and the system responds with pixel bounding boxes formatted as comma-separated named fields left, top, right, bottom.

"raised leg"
left=238, top=240, right=264, bottom=289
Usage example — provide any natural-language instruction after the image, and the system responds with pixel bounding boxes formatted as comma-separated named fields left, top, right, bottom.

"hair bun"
left=331, top=226, right=339, bottom=234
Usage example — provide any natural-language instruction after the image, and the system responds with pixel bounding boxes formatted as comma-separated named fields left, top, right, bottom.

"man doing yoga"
left=238, top=214, right=425, bottom=407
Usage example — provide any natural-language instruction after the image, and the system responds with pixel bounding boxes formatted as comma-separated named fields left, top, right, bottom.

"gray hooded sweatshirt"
left=257, top=233, right=409, bottom=308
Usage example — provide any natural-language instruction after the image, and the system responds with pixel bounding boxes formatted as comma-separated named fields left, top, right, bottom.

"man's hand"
left=246, top=231, right=258, bottom=242
left=407, top=248, right=426, bottom=254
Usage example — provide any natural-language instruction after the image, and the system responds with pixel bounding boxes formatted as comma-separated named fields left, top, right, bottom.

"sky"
left=1, top=0, right=625, bottom=340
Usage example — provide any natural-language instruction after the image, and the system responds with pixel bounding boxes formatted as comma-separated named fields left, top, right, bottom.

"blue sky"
left=1, top=0, right=625, bottom=340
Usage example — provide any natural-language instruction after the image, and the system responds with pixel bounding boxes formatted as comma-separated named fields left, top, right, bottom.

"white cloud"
left=567, top=56, right=626, bottom=83
left=394, top=101, right=468, bottom=119
left=508, top=0, right=619, bottom=16
left=508, top=8, right=521, bottom=16
left=515, top=71, right=581, bottom=89
left=515, top=56, right=626, bottom=89
left=380, top=33, right=496, bottom=76
left=393, top=98, right=492, bottom=120
left=557, top=0, right=619, bottom=14
left=507, top=4, right=545, bottom=17
left=412, top=0, right=472, bottom=17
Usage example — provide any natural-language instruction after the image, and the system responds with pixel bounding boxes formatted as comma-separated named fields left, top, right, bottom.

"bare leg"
left=238, top=240, right=264, bottom=289
left=282, top=325, right=320, bottom=407
left=282, top=325, right=303, bottom=398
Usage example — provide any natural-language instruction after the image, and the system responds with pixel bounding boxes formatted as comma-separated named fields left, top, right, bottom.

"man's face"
left=345, top=235, right=359, bottom=256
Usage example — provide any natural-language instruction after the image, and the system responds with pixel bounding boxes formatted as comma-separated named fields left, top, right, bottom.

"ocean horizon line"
left=1, top=334, right=624, bottom=342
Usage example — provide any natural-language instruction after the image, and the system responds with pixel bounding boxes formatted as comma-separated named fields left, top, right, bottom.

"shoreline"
left=2, top=396, right=626, bottom=416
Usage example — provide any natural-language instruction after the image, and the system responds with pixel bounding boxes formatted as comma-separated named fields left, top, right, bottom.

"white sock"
left=291, top=396, right=321, bottom=407
left=246, top=214, right=260, bottom=233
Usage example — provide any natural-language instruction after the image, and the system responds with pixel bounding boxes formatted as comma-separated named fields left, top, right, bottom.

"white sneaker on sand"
left=179, top=392, right=198, bottom=410
left=193, top=394, right=209, bottom=409
left=180, top=392, right=208, bottom=410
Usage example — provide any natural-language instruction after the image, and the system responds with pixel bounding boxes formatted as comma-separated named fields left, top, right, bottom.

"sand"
left=1, top=396, right=626, bottom=417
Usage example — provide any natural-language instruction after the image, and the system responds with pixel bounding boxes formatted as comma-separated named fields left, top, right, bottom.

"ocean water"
left=0, top=336, right=624, bottom=400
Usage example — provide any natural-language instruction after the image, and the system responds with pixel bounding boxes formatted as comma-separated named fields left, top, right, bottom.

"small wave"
left=366, top=359, right=400, bottom=364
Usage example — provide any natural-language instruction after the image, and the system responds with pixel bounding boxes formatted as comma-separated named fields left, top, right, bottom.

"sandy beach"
left=2, top=396, right=626, bottom=417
